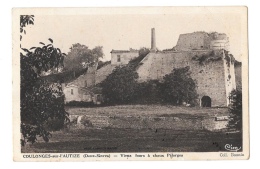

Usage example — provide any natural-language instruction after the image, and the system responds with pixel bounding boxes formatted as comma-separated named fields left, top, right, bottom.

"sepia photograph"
left=12, top=7, right=249, bottom=161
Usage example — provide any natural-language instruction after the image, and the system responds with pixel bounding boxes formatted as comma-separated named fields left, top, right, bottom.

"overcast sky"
left=21, top=11, right=243, bottom=61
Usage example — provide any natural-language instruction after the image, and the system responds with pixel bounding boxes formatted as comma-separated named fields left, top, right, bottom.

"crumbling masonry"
left=136, top=29, right=238, bottom=107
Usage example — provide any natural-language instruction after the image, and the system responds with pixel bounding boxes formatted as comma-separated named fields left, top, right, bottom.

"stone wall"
left=64, top=85, right=81, bottom=103
left=95, top=64, right=116, bottom=84
left=175, top=32, right=207, bottom=51
left=223, top=56, right=237, bottom=105
left=74, top=72, right=95, bottom=88
left=63, top=31, right=235, bottom=107
left=137, top=50, right=235, bottom=107
left=63, top=64, right=98, bottom=103
left=175, top=32, right=229, bottom=51
left=67, top=64, right=97, bottom=88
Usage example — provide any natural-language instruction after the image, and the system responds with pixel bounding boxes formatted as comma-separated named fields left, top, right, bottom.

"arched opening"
left=201, top=96, right=211, bottom=107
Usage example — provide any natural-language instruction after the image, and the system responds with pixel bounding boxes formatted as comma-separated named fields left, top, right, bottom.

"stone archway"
left=201, top=96, right=211, bottom=107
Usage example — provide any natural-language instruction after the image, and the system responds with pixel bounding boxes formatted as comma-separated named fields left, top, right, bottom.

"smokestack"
left=151, top=28, right=156, bottom=52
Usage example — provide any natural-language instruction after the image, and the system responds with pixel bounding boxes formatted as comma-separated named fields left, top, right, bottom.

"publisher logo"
left=224, top=144, right=241, bottom=152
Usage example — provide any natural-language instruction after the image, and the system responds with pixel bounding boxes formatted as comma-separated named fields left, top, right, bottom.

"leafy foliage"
left=20, top=39, right=69, bottom=145
left=128, top=47, right=150, bottom=68
left=192, top=51, right=222, bottom=65
left=97, top=60, right=111, bottom=70
left=227, top=89, right=242, bottom=131
left=20, top=15, right=68, bottom=145
left=135, top=80, right=163, bottom=104
left=100, top=47, right=150, bottom=104
left=21, top=40, right=66, bottom=75
left=101, top=66, right=198, bottom=106
left=64, top=43, right=103, bottom=72
left=100, top=46, right=198, bottom=106
left=21, top=81, right=69, bottom=145
left=100, top=65, right=139, bottom=104
left=160, top=66, right=198, bottom=105
left=224, top=50, right=236, bottom=67
left=20, top=15, right=34, bottom=41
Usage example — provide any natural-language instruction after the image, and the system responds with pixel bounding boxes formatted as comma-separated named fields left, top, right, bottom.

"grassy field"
left=66, top=105, right=229, bottom=131
left=22, top=105, right=242, bottom=153
left=22, top=128, right=242, bottom=153
left=66, top=104, right=229, bottom=116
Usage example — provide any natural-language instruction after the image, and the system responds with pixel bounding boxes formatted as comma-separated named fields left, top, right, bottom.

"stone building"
left=63, top=83, right=102, bottom=104
left=110, top=48, right=139, bottom=66
left=175, top=31, right=230, bottom=51
left=62, top=63, right=103, bottom=104
left=136, top=29, right=238, bottom=107
left=94, top=48, right=139, bottom=84
left=62, top=47, right=140, bottom=104
left=63, top=28, right=241, bottom=107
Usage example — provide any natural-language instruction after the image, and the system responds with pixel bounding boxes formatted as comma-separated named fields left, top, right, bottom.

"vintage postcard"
left=13, top=7, right=249, bottom=161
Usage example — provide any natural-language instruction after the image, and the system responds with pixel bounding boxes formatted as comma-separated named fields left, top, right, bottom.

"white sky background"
left=21, top=12, right=243, bottom=62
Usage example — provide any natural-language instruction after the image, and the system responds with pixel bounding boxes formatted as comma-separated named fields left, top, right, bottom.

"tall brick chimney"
left=151, top=28, right=156, bottom=52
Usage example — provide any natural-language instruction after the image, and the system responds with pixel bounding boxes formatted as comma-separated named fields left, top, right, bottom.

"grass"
left=22, top=105, right=241, bottom=153
left=22, top=128, right=242, bottom=153
left=66, top=104, right=229, bottom=117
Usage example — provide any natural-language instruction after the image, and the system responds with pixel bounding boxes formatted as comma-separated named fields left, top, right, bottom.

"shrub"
left=100, top=48, right=149, bottom=105
left=227, top=89, right=242, bottom=131
left=100, top=65, right=139, bottom=104
left=20, top=81, right=69, bottom=145
left=97, top=60, right=111, bottom=69
left=66, top=101, right=95, bottom=107
left=128, top=47, right=150, bottom=67
left=160, top=66, right=198, bottom=106
left=100, top=46, right=198, bottom=106
left=135, top=80, right=163, bottom=104
left=44, top=117, right=66, bottom=131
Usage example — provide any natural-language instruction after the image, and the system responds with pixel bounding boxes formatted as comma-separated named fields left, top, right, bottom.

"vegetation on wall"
left=224, top=50, right=236, bottom=67
left=128, top=47, right=150, bottom=68
left=192, top=51, right=222, bottom=65
left=97, top=60, right=111, bottom=70
left=234, top=60, right=242, bottom=67
left=192, top=50, right=236, bottom=68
